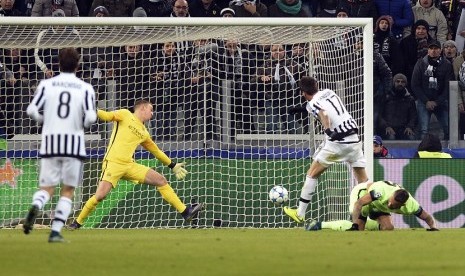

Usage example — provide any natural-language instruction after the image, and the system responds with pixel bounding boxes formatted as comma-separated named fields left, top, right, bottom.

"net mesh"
left=0, top=19, right=369, bottom=228
left=1, top=25, right=359, bottom=48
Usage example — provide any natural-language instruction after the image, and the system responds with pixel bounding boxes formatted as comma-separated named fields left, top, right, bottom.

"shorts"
left=313, top=139, right=366, bottom=168
left=39, top=157, right=83, bottom=187
left=100, top=160, right=150, bottom=188
left=368, top=211, right=390, bottom=220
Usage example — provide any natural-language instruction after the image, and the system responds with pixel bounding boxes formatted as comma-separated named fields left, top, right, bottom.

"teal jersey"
left=363, top=181, right=421, bottom=216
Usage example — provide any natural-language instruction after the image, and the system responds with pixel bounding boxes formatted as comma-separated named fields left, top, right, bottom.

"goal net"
left=0, top=17, right=373, bottom=229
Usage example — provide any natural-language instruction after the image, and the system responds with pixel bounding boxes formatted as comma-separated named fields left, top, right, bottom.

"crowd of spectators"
left=2, top=0, right=465, bottom=141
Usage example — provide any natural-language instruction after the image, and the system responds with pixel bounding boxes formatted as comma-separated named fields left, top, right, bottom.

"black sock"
left=181, top=207, right=189, bottom=216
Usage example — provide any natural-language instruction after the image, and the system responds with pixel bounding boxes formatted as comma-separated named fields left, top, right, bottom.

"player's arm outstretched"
left=97, top=109, right=124, bottom=121
left=403, top=193, right=439, bottom=231
left=142, top=139, right=188, bottom=180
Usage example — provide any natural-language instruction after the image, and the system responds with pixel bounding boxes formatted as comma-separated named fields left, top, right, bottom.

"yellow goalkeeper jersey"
left=98, top=109, right=172, bottom=165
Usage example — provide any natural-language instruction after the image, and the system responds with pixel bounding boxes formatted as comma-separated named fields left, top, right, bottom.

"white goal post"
left=0, top=17, right=373, bottom=228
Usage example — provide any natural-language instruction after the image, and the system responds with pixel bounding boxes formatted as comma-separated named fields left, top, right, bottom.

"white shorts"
left=39, top=157, right=84, bottom=187
left=313, top=139, right=366, bottom=168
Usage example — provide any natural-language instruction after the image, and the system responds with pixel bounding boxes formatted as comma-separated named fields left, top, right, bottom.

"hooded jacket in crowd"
left=378, top=74, right=417, bottom=134
left=267, top=0, right=309, bottom=17
left=374, top=0, right=414, bottom=40
left=88, top=0, right=135, bottom=16
left=407, top=0, right=448, bottom=45
left=399, top=19, right=435, bottom=84
left=374, top=15, right=403, bottom=75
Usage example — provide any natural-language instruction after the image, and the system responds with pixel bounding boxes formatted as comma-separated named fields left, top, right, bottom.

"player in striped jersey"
left=284, top=76, right=369, bottom=223
left=23, top=48, right=97, bottom=242
left=68, top=100, right=203, bottom=229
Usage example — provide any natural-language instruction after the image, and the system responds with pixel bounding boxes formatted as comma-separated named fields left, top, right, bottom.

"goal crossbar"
left=0, top=17, right=374, bottom=228
left=1, top=16, right=373, bottom=27
left=1, top=17, right=373, bottom=47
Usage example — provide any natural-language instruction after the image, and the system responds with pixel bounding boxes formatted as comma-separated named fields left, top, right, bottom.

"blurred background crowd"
left=2, top=0, right=465, bottom=143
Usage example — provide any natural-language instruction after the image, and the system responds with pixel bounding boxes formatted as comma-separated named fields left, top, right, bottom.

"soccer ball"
left=269, top=185, right=289, bottom=206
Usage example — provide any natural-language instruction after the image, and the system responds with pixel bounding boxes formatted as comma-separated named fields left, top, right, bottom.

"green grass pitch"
left=1, top=228, right=464, bottom=276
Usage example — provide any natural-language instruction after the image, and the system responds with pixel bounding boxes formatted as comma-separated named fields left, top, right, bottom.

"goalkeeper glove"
left=426, top=228, right=439, bottom=231
left=346, top=223, right=359, bottom=231
left=169, top=162, right=188, bottom=180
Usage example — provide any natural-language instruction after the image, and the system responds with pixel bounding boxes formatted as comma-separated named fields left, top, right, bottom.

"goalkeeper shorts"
left=100, top=160, right=150, bottom=187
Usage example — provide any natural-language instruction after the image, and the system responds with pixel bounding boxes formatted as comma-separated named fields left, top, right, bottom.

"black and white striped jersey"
left=306, top=89, right=359, bottom=141
left=27, top=72, right=97, bottom=158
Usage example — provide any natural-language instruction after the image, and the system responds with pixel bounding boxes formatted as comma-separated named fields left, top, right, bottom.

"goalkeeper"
left=69, top=100, right=203, bottom=229
left=305, top=181, right=438, bottom=231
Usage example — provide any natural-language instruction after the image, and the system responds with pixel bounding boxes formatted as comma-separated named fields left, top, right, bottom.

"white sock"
left=51, top=197, right=72, bottom=233
left=31, top=189, right=51, bottom=210
left=297, top=175, right=317, bottom=217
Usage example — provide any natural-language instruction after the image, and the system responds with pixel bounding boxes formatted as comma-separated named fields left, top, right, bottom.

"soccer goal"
left=0, top=17, right=373, bottom=228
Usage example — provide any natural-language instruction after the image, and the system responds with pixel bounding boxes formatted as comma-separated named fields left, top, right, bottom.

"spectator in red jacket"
left=373, top=135, right=393, bottom=158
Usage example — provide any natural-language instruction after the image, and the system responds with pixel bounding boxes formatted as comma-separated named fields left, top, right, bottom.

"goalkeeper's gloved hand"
left=426, top=228, right=439, bottom=231
left=169, top=162, right=188, bottom=180
left=346, top=223, right=359, bottom=231
left=324, top=128, right=345, bottom=141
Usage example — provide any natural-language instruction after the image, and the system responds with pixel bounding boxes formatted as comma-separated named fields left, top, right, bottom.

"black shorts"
left=369, top=211, right=390, bottom=220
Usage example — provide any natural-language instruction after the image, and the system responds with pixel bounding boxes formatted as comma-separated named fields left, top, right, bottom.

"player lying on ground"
left=284, top=76, right=368, bottom=223
left=305, top=180, right=438, bottom=231
left=69, top=100, right=203, bottom=229
left=23, top=47, right=97, bottom=242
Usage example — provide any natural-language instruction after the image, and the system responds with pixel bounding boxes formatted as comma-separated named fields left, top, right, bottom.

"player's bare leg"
left=353, top=167, right=369, bottom=184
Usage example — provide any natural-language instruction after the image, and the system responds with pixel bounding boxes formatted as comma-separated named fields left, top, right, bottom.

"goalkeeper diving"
left=305, top=180, right=438, bottom=231
left=69, top=100, right=203, bottom=229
